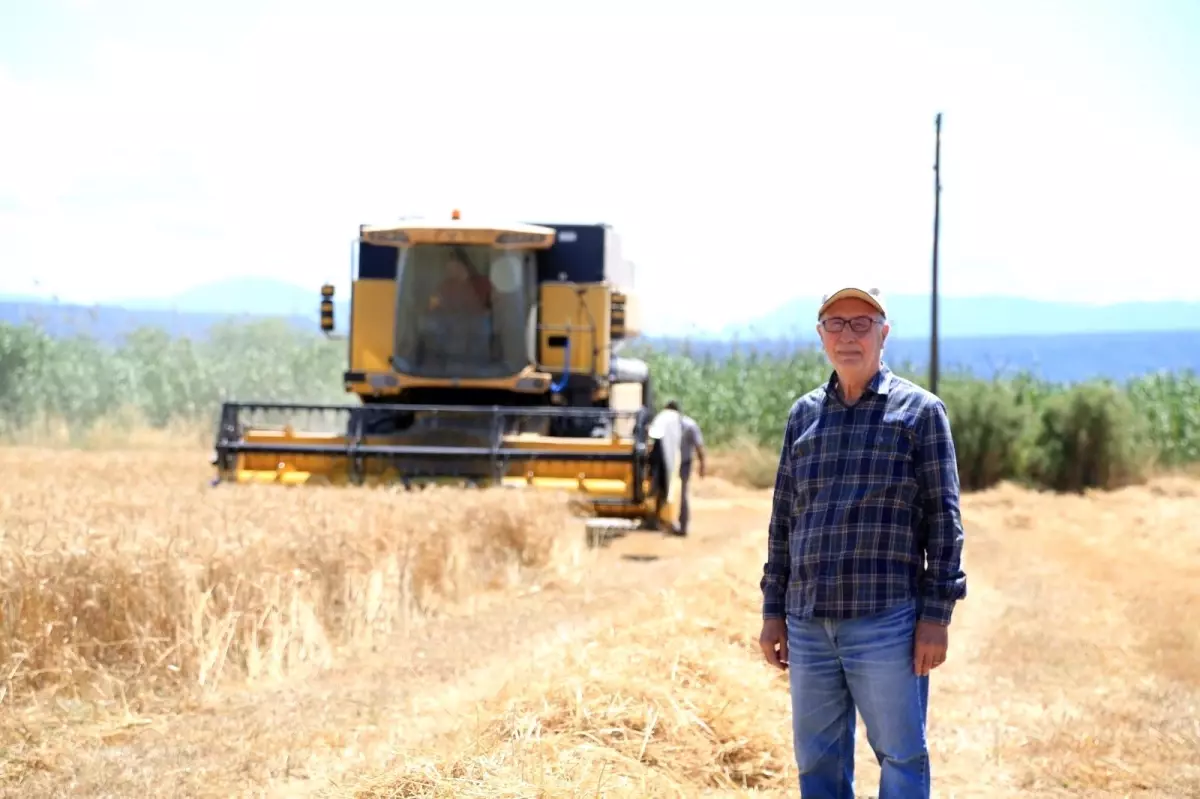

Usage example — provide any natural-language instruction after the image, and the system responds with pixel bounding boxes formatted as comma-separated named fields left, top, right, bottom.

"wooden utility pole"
left=930, top=112, right=943, bottom=395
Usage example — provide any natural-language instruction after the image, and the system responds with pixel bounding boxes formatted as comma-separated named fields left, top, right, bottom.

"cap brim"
left=818, top=288, right=886, bottom=318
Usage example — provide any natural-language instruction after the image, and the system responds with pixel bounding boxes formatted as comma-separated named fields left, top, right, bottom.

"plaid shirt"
left=760, top=364, right=967, bottom=626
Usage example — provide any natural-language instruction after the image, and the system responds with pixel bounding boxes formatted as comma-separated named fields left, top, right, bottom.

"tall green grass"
left=0, top=319, right=346, bottom=438
left=2, top=320, right=1197, bottom=492
left=636, top=342, right=1200, bottom=493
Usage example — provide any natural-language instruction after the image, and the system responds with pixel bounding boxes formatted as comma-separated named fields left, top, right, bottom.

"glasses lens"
left=822, top=317, right=875, bottom=334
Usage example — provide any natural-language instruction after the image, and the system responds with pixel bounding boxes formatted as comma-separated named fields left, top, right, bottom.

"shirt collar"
left=824, top=362, right=893, bottom=406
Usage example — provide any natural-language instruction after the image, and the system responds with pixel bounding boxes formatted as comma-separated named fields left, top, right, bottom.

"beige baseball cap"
left=817, top=285, right=888, bottom=319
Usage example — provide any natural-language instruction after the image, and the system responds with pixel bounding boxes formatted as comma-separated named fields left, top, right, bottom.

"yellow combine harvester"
left=211, top=210, right=685, bottom=535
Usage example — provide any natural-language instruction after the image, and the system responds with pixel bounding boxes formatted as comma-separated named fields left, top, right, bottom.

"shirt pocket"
left=871, top=423, right=915, bottom=454
left=790, top=429, right=838, bottom=502
left=859, top=423, right=918, bottom=487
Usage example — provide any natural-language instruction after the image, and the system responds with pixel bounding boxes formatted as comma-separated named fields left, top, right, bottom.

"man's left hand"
left=913, top=620, right=949, bottom=676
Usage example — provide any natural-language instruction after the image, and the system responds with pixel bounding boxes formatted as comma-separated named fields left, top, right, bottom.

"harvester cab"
left=212, top=210, right=685, bottom=533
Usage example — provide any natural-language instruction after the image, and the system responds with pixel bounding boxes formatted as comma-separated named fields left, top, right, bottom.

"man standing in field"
left=665, top=400, right=706, bottom=536
left=757, top=284, right=967, bottom=798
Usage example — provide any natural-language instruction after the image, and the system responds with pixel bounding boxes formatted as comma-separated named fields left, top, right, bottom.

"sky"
left=1, top=0, right=1198, bottom=335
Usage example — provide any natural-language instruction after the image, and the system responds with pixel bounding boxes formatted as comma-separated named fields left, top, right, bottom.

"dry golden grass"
left=939, top=476, right=1200, bottom=796
left=707, top=436, right=781, bottom=490
left=0, top=445, right=761, bottom=797
left=0, top=447, right=585, bottom=710
left=1, top=407, right=213, bottom=451
left=342, top=476, right=1200, bottom=798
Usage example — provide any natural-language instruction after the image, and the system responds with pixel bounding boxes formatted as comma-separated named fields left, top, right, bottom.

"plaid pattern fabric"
left=760, top=364, right=967, bottom=625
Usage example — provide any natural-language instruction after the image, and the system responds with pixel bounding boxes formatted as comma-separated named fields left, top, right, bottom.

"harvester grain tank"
left=211, top=210, right=684, bottom=533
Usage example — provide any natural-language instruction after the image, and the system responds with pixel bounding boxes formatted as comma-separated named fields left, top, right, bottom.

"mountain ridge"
left=6, top=276, right=1200, bottom=341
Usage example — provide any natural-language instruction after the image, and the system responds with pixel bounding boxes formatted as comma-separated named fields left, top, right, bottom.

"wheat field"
left=1, top=444, right=1198, bottom=797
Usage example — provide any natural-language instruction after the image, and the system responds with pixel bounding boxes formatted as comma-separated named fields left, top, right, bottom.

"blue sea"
left=648, top=329, right=1200, bottom=385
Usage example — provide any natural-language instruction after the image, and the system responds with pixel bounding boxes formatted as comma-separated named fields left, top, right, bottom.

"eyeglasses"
left=819, top=315, right=881, bottom=335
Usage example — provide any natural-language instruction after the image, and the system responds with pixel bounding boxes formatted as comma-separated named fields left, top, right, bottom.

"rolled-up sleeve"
left=761, top=411, right=794, bottom=620
left=914, top=399, right=968, bottom=625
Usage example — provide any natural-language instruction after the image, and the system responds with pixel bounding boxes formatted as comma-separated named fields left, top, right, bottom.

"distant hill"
left=111, top=277, right=332, bottom=318
left=4, top=278, right=1200, bottom=384
left=1, top=277, right=350, bottom=341
left=0, top=299, right=331, bottom=342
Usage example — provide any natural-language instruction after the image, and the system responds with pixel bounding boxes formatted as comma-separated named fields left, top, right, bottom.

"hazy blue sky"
left=2, top=0, right=1197, bottom=333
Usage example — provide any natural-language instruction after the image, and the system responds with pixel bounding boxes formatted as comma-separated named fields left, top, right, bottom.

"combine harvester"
left=211, top=210, right=685, bottom=544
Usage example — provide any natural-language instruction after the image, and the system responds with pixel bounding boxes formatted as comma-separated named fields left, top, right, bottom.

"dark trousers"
left=679, top=459, right=692, bottom=534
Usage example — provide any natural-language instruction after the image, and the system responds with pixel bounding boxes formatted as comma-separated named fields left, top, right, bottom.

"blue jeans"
left=787, top=600, right=930, bottom=798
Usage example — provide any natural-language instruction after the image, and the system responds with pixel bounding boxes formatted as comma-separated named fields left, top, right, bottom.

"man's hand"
left=759, top=618, right=788, bottom=670
left=913, top=619, right=949, bottom=676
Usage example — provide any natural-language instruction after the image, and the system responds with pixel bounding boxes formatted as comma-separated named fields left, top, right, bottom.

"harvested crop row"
left=344, top=533, right=797, bottom=798
left=343, top=476, right=1200, bottom=798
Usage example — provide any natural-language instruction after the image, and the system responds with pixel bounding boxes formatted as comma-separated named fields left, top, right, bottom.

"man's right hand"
left=759, top=618, right=788, bottom=670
